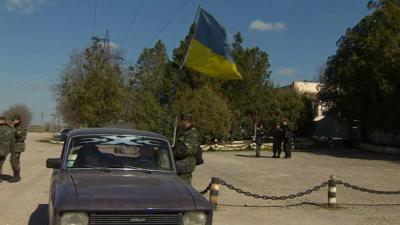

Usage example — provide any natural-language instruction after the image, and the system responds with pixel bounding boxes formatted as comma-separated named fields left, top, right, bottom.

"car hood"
left=54, top=171, right=203, bottom=211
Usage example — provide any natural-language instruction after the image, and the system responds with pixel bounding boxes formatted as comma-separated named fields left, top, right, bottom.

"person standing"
left=282, top=120, right=292, bottom=159
left=255, top=124, right=265, bottom=157
left=173, top=114, right=199, bottom=185
left=272, top=123, right=283, bottom=158
left=9, top=115, right=27, bottom=183
left=0, top=116, right=15, bottom=183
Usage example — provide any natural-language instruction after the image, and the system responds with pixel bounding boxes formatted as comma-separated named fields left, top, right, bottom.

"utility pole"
left=172, top=116, right=178, bottom=147
left=49, top=113, right=57, bottom=133
left=253, top=110, right=258, bottom=141
left=91, top=29, right=124, bottom=65
left=57, top=112, right=61, bottom=130
left=91, top=29, right=110, bottom=64
left=41, top=112, right=44, bottom=125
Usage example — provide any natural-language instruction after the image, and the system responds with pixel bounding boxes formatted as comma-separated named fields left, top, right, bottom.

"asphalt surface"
left=1, top=133, right=400, bottom=225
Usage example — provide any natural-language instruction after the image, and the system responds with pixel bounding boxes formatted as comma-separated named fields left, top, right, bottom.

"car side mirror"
left=46, top=158, right=61, bottom=169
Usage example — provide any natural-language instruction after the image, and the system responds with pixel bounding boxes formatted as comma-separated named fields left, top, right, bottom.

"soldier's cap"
left=180, top=114, right=192, bottom=122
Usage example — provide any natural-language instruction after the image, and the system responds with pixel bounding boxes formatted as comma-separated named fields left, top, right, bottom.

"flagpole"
left=179, top=4, right=203, bottom=70
left=164, top=4, right=204, bottom=138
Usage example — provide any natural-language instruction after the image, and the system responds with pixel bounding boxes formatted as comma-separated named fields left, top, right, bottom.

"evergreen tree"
left=127, top=40, right=170, bottom=132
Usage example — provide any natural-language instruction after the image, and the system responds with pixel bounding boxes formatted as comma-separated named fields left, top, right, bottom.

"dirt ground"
left=1, top=132, right=399, bottom=225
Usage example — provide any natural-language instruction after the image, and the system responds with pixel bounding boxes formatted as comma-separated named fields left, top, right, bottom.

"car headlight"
left=183, top=212, right=207, bottom=225
left=60, top=212, right=89, bottom=225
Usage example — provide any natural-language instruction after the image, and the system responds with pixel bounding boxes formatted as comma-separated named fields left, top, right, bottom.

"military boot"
left=9, top=170, right=21, bottom=183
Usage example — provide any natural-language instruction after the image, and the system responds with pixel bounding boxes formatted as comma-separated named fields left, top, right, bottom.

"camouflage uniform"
left=173, top=125, right=199, bottom=185
left=10, top=123, right=27, bottom=177
left=0, top=122, right=15, bottom=182
left=272, top=125, right=283, bottom=158
left=255, top=126, right=265, bottom=157
left=282, top=124, right=292, bottom=158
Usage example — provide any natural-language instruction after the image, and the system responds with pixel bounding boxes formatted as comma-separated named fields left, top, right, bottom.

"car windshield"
left=65, top=134, right=173, bottom=172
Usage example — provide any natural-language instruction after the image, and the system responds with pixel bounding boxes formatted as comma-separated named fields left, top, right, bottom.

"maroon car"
left=46, top=128, right=213, bottom=225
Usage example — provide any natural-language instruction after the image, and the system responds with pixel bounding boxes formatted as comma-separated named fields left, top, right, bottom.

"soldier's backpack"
left=195, top=146, right=204, bottom=166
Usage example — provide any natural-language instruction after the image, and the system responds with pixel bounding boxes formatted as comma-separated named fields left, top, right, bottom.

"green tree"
left=275, top=89, right=315, bottom=136
left=128, top=90, right=165, bottom=131
left=133, top=40, right=169, bottom=93
left=171, top=84, right=233, bottom=143
left=219, top=32, right=274, bottom=137
left=55, top=41, right=126, bottom=127
left=127, top=40, right=171, bottom=132
left=320, top=0, right=400, bottom=136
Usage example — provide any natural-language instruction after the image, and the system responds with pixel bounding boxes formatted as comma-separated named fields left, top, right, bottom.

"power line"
left=146, top=0, right=192, bottom=47
left=0, top=83, right=51, bottom=92
left=92, top=0, right=98, bottom=35
left=108, top=0, right=120, bottom=33
left=0, top=91, right=53, bottom=101
left=119, top=0, right=144, bottom=46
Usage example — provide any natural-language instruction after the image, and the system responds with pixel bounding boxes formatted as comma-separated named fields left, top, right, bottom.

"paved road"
left=0, top=133, right=59, bottom=225
left=1, top=133, right=400, bottom=225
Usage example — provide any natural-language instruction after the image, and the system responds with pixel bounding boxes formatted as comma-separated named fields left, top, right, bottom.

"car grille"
left=89, top=213, right=183, bottom=225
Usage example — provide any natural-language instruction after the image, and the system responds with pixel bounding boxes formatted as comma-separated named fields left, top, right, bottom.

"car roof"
left=67, top=128, right=168, bottom=141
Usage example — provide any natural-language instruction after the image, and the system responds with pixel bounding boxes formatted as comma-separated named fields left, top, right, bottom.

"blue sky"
left=0, top=0, right=371, bottom=124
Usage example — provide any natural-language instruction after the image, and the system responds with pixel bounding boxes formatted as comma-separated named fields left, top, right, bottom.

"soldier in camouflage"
left=0, top=116, right=15, bottom=183
left=173, top=114, right=199, bottom=185
left=9, top=115, right=27, bottom=183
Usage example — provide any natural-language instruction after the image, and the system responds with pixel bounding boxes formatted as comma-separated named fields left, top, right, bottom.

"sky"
left=0, top=0, right=371, bottom=124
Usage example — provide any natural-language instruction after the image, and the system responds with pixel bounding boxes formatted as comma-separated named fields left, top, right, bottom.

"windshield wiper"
left=110, top=165, right=153, bottom=174
left=80, top=165, right=112, bottom=172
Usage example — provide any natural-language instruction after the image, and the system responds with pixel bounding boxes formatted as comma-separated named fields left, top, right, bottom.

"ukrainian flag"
left=183, top=8, right=242, bottom=80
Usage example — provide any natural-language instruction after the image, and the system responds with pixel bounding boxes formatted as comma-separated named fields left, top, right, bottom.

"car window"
left=65, top=135, right=172, bottom=171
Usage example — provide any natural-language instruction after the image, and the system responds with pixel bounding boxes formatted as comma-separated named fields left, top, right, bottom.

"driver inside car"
left=73, top=145, right=102, bottom=168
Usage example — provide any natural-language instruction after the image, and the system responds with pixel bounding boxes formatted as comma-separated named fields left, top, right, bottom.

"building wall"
left=288, top=81, right=328, bottom=121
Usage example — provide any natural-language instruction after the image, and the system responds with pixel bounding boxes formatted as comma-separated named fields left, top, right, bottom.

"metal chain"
left=200, top=182, right=212, bottom=195
left=203, top=144, right=250, bottom=149
left=336, top=180, right=400, bottom=195
left=200, top=178, right=400, bottom=199
left=219, top=144, right=251, bottom=149
left=219, top=179, right=328, bottom=200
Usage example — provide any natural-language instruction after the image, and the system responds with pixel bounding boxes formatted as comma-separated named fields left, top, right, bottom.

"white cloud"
left=249, top=19, right=287, bottom=32
left=276, top=68, right=296, bottom=76
left=5, top=0, right=52, bottom=13
left=98, top=42, right=120, bottom=50
left=109, top=42, right=120, bottom=50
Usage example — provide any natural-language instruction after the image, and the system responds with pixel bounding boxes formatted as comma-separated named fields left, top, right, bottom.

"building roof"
left=292, top=81, right=321, bottom=95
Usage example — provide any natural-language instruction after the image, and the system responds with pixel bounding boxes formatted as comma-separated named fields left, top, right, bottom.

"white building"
left=284, top=81, right=328, bottom=121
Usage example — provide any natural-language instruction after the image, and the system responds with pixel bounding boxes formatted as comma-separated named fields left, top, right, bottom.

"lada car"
left=46, top=128, right=213, bottom=225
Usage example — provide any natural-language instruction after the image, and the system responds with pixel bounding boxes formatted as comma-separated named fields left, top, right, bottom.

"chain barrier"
left=200, top=182, right=212, bottom=195
left=218, top=144, right=251, bottom=149
left=202, top=144, right=251, bottom=150
left=218, top=179, right=328, bottom=200
left=336, top=180, right=400, bottom=195
left=198, top=177, right=400, bottom=207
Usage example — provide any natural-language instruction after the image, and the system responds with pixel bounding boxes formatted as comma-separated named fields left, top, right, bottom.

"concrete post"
left=209, top=177, right=220, bottom=209
left=328, top=175, right=337, bottom=207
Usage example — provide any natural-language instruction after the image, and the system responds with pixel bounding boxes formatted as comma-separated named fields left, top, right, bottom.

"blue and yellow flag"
left=183, top=8, right=242, bottom=80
